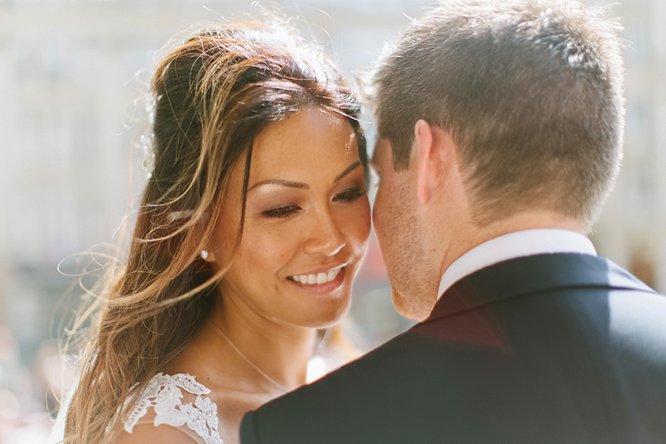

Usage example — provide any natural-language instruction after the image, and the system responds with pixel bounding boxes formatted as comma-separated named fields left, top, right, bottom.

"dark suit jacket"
left=241, top=253, right=666, bottom=444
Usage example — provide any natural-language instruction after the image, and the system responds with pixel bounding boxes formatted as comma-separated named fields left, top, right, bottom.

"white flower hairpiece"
left=137, top=94, right=156, bottom=179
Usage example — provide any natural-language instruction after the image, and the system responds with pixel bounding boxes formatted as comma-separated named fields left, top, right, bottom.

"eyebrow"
left=248, top=160, right=362, bottom=192
left=335, top=160, right=362, bottom=182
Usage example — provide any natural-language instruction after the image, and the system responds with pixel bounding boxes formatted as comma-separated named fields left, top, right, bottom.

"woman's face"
left=211, top=107, right=371, bottom=329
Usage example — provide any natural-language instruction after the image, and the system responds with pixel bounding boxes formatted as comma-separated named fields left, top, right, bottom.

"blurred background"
left=0, top=0, right=664, bottom=441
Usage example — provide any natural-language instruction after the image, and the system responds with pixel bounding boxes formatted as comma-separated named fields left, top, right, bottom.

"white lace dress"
left=123, top=372, right=223, bottom=444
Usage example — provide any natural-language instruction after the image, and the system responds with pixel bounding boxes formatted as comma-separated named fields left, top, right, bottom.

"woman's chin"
left=296, top=296, right=352, bottom=329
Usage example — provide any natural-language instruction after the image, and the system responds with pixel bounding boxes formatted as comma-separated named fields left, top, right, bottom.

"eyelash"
left=262, top=205, right=300, bottom=218
left=261, top=187, right=367, bottom=219
left=333, top=187, right=367, bottom=203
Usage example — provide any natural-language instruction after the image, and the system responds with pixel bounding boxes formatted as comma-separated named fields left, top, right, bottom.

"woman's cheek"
left=344, top=199, right=372, bottom=247
left=254, top=223, right=300, bottom=260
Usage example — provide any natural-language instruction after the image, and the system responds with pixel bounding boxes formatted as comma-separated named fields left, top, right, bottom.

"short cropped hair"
left=373, top=0, right=624, bottom=227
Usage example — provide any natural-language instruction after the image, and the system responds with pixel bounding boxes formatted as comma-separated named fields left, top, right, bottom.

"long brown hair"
left=64, top=21, right=366, bottom=443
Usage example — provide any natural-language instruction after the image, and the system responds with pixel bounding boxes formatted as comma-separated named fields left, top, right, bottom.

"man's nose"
left=303, top=207, right=346, bottom=257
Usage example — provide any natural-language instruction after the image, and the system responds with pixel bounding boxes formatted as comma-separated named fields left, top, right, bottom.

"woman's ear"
left=414, top=120, right=451, bottom=205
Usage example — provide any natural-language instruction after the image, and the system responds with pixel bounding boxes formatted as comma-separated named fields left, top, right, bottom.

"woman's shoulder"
left=119, top=372, right=223, bottom=444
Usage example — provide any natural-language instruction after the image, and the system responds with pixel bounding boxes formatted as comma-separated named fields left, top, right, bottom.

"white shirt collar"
left=437, top=229, right=596, bottom=298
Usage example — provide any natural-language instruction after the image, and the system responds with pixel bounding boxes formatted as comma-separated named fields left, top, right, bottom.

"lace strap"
left=123, top=372, right=223, bottom=444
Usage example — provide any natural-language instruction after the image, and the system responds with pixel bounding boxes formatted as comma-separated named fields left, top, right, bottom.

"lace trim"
left=124, top=372, right=223, bottom=444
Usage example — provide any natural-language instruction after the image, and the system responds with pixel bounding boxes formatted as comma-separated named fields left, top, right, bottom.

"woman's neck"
left=173, top=294, right=318, bottom=394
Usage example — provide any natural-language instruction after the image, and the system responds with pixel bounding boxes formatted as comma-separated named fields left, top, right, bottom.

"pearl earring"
left=200, top=249, right=209, bottom=260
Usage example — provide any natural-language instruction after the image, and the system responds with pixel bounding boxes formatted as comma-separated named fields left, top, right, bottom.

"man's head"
left=371, top=0, right=625, bottom=319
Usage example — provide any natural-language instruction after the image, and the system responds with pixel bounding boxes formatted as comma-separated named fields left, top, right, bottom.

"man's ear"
left=414, top=120, right=450, bottom=205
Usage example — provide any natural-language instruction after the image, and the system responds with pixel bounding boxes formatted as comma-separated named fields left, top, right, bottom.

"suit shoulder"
left=242, top=333, right=427, bottom=443
left=607, top=289, right=666, bottom=354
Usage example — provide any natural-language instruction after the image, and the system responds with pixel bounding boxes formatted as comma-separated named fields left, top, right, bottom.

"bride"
left=61, top=20, right=371, bottom=444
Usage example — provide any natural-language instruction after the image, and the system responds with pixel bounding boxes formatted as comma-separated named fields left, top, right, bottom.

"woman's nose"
left=303, top=208, right=346, bottom=257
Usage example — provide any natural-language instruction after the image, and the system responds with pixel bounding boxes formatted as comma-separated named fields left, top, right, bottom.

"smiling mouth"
left=286, top=266, right=347, bottom=292
left=288, top=266, right=343, bottom=285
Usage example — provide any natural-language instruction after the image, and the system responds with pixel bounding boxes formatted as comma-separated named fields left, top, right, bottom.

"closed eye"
left=333, top=187, right=367, bottom=203
left=261, top=205, right=301, bottom=218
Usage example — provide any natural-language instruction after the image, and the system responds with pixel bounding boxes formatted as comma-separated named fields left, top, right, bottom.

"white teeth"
left=290, top=267, right=342, bottom=285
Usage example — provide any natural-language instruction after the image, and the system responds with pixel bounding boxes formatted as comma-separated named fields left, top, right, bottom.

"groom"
left=241, top=1, right=666, bottom=443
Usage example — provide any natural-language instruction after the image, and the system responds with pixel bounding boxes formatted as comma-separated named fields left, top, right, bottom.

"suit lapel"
left=425, top=253, right=655, bottom=323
